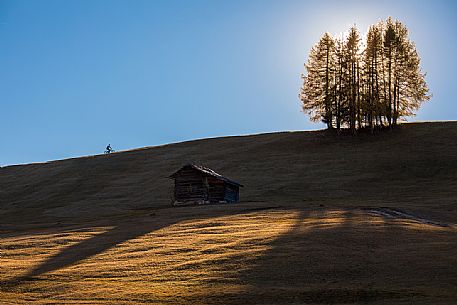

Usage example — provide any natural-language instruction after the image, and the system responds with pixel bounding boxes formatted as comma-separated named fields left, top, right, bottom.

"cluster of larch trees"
left=299, top=17, right=430, bottom=132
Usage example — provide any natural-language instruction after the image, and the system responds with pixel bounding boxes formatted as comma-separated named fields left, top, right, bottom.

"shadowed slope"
left=0, top=122, right=457, bottom=304
left=220, top=209, right=457, bottom=305
left=1, top=122, right=457, bottom=227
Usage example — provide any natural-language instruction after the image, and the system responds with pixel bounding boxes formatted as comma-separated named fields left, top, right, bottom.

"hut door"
left=208, top=179, right=225, bottom=202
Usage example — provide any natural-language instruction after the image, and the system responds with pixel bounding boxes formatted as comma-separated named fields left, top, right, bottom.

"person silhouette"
left=105, top=144, right=113, bottom=154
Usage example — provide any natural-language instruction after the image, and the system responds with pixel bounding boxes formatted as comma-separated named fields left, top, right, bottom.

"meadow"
left=1, top=122, right=456, bottom=304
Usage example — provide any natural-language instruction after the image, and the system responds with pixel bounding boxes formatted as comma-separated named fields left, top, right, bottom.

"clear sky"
left=1, top=0, right=456, bottom=166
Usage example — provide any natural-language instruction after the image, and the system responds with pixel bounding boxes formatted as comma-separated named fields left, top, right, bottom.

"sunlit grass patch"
left=0, top=210, right=298, bottom=303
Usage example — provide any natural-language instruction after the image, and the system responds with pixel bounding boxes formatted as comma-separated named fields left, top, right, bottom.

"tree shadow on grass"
left=1, top=218, right=177, bottom=287
left=2, top=206, right=456, bottom=305
left=0, top=204, right=275, bottom=289
left=214, top=208, right=457, bottom=305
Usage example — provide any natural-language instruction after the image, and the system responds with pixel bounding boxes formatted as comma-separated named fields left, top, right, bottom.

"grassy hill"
left=1, top=121, right=456, bottom=304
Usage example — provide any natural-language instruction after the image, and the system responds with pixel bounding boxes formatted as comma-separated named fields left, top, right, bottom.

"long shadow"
left=1, top=217, right=179, bottom=287
left=218, top=208, right=457, bottom=305
left=2, top=206, right=456, bottom=304
left=1, top=204, right=262, bottom=288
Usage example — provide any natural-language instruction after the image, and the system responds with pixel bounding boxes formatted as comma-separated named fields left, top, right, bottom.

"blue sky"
left=1, top=0, right=456, bottom=166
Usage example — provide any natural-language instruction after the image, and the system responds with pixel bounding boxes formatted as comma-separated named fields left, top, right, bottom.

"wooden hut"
left=170, top=164, right=243, bottom=206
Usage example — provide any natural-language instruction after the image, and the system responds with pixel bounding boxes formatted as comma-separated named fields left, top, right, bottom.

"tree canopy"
left=300, top=17, right=430, bottom=132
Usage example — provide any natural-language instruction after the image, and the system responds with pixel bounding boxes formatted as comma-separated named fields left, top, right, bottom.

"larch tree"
left=344, top=26, right=362, bottom=133
left=300, top=32, right=336, bottom=129
left=364, top=24, right=383, bottom=129
left=390, top=19, right=430, bottom=124
left=333, top=36, right=346, bottom=131
left=300, top=17, right=430, bottom=132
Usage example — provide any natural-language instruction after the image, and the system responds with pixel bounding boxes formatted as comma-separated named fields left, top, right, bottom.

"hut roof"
left=170, top=164, right=243, bottom=187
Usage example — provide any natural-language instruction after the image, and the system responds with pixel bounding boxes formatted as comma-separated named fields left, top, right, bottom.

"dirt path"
left=362, top=207, right=449, bottom=227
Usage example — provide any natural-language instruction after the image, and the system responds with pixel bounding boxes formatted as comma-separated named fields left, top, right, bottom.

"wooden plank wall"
left=207, top=177, right=225, bottom=202
left=172, top=167, right=240, bottom=204
left=224, top=185, right=239, bottom=203
left=174, top=168, right=206, bottom=202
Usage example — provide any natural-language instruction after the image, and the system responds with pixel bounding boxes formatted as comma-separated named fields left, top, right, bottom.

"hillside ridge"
left=1, top=122, right=457, bottom=304
left=1, top=121, right=457, bottom=226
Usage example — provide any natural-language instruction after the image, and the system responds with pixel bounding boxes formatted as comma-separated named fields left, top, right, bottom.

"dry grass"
left=1, top=207, right=456, bottom=304
left=1, top=122, right=457, bottom=304
left=0, top=209, right=294, bottom=304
